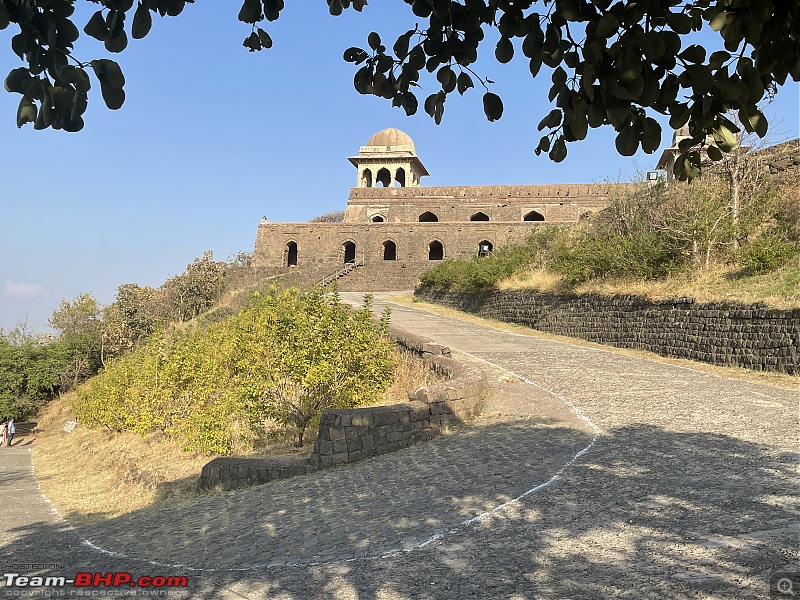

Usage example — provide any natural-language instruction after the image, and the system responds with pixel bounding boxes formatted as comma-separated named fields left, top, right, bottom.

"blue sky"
left=0, top=3, right=798, bottom=332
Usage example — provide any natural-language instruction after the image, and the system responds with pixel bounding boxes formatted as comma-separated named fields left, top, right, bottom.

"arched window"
left=371, top=214, right=385, bottom=222
left=342, top=241, right=356, bottom=264
left=395, top=168, right=406, bottom=187
left=418, top=211, right=439, bottom=222
left=285, top=241, right=298, bottom=267
left=376, top=168, right=392, bottom=187
left=470, top=212, right=490, bottom=221
left=383, top=240, right=397, bottom=261
left=362, top=168, right=373, bottom=188
left=477, top=240, right=493, bottom=257
left=523, top=210, right=545, bottom=222
left=428, top=240, right=444, bottom=261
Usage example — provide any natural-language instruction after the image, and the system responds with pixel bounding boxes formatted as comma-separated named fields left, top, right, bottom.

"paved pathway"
left=1, top=292, right=797, bottom=599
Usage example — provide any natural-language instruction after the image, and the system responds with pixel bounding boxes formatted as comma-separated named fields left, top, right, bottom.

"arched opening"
left=470, top=212, right=490, bottom=221
left=285, top=241, right=298, bottom=267
left=382, top=240, right=397, bottom=261
left=477, top=240, right=493, bottom=257
left=418, top=211, right=439, bottom=222
left=342, top=241, right=356, bottom=264
left=371, top=214, right=385, bottom=222
left=394, top=168, right=406, bottom=187
left=523, top=210, right=545, bottom=222
left=376, top=168, right=392, bottom=187
left=428, top=240, right=444, bottom=261
left=362, top=168, right=373, bottom=188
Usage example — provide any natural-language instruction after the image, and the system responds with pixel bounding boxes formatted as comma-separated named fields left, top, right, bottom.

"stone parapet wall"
left=198, top=325, right=487, bottom=491
left=348, top=183, right=629, bottom=201
left=416, top=289, right=799, bottom=374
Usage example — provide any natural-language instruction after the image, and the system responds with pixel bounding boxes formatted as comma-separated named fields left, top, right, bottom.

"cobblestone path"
left=2, top=292, right=797, bottom=599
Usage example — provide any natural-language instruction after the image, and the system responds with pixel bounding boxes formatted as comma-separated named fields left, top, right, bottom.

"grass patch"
left=497, top=257, right=800, bottom=309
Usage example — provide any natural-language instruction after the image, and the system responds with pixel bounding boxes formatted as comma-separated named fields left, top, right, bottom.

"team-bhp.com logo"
left=4, top=572, right=188, bottom=589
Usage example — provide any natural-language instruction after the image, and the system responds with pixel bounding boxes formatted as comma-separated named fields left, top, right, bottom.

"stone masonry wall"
left=198, top=325, right=487, bottom=491
left=417, top=289, right=800, bottom=374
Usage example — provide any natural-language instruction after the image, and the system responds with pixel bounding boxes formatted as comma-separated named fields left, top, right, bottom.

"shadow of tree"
left=3, top=423, right=796, bottom=599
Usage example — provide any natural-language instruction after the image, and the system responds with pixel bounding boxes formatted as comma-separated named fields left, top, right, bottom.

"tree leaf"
left=368, top=32, right=381, bottom=51
left=483, top=92, right=503, bottom=122
left=131, top=3, right=153, bottom=39
left=495, top=37, right=514, bottom=64
left=84, top=10, right=110, bottom=42
left=549, top=137, right=567, bottom=162
left=615, top=125, right=639, bottom=156
left=538, top=108, right=562, bottom=131
left=457, top=72, right=474, bottom=95
left=711, top=124, right=739, bottom=152
left=595, top=14, right=619, bottom=38
left=706, top=145, right=723, bottom=161
left=100, top=80, right=125, bottom=110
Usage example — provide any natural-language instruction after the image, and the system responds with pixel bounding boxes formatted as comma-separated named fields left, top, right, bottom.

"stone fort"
left=252, top=128, right=625, bottom=290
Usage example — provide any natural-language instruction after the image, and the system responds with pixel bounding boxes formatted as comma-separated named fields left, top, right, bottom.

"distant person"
left=0, top=421, right=6, bottom=447
left=6, top=418, right=14, bottom=447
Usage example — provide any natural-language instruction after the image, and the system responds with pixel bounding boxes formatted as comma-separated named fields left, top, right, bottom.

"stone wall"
left=416, top=289, right=800, bottom=374
left=197, top=325, right=488, bottom=491
left=251, top=221, right=538, bottom=272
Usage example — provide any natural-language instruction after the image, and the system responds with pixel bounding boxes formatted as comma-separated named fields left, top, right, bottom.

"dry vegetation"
left=31, top=348, right=440, bottom=524
left=498, top=257, right=800, bottom=308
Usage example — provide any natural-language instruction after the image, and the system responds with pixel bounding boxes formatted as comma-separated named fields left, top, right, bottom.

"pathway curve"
left=1, top=292, right=797, bottom=599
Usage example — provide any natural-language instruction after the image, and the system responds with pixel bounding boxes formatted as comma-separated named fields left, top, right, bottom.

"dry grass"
left=380, top=349, right=446, bottom=405
left=31, top=350, right=440, bottom=523
left=494, top=259, right=800, bottom=309
left=32, top=394, right=210, bottom=525
left=496, top=267, right=565, bottom=292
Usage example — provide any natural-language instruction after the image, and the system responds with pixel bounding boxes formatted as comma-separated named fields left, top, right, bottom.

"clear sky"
left=1, top=3, right=798, bottom=332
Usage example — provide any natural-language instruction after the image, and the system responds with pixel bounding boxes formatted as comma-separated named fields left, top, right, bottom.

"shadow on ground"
left=3, top=422, right=797, bottom=599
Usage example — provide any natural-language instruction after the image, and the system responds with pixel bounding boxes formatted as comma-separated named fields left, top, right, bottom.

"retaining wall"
left=416, top=289, right=799, bottom=374
left=198, top=325, right=487, bottom=491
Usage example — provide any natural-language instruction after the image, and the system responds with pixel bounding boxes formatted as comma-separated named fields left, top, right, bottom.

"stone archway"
left=523, top=210, right=545, bottom=222
left=470, top=212, right=490, bottom=221
left=428, top=240, right=444, bottom=261
left=285, top=241, right=298, bottom=267
left=376, top=168, right=392, bottom=187
left=342, top=241, right=356, bottom=264
left=419, top=211, right=439, bottom=222
left=383, top=240, right=397, bottom=261
left=477, top=240, right=493, bottom=257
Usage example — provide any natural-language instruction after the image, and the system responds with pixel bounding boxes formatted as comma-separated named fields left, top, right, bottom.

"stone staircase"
left=318, top=258, right=365, bottom=287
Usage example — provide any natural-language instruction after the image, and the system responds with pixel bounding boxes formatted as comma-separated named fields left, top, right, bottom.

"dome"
left=366, top=128, right=415, bottom=151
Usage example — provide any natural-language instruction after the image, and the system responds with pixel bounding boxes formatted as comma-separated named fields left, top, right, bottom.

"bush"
left=74, top=286, right=396, bottom=453
left=419, top=245, right=536, bottom=292
left=550, top=232, right=682, bottom=284
left=741, top=234, right=798, bottom=274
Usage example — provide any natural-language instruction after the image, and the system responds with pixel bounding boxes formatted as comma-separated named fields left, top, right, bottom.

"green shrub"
left=419, top=245, right=536, bottom=292
left=550, top=232, right=682, bottom=284
left=741, top=234, right=798, bottom=274
left=74, top=286, right=396, bottom=453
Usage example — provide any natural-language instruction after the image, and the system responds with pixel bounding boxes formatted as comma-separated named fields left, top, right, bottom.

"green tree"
left=2, top=1, right=797, bottom=179
left=49, top=292, right=104, bottom=389
left=102, top=283, right=163, bottom=356
left=162, top=250, right=227, bottom=322
left=0, top=325, right=69, bottom=418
